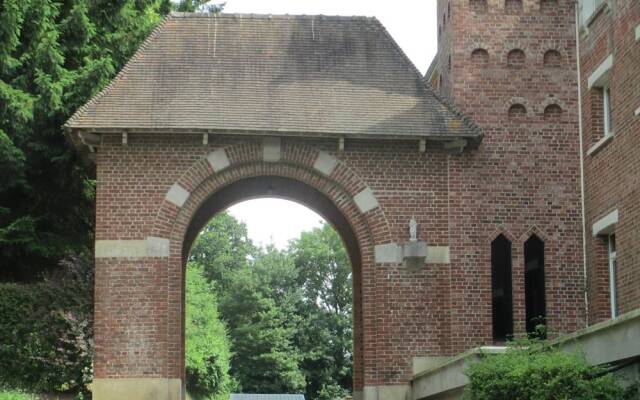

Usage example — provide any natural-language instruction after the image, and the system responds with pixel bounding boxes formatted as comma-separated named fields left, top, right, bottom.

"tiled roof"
left=229, top=395, right=305, bottom=400
left=65, top=12, right=481, bottom=144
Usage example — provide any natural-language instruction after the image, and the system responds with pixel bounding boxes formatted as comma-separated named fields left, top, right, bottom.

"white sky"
left=227, top=199, right=325, bottom=249
left=223, top=1, right=437, bottom=249
left=222, top=0, right=437, bottom=74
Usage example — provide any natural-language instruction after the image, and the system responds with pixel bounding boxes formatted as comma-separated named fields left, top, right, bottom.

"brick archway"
left=151, top=141, right=392, bottom=396
left=68, top=11, right=497, bottom=400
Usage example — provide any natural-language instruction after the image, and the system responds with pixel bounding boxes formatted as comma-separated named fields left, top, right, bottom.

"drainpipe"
left=574, top=0, right=589, bottom=327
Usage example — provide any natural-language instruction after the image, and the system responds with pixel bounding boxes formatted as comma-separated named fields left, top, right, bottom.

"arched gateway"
left=66, top=12, right=484, bottom=400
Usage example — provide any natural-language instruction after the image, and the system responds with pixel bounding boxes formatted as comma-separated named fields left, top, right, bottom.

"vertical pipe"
left=574, top=0, right=590, bottom=327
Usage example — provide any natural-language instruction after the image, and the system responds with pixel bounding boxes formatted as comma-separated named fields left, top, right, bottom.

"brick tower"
left=428, top=0, right=586, bottom=349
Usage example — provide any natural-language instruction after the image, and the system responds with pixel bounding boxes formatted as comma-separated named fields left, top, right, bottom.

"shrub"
left=185, top=264, right=234, bottom=399
left=0, top=254, right=93, bottom=396
left=464, top=339, right=626, bottom=400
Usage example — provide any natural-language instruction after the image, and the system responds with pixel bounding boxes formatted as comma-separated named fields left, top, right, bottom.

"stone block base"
left=93, top=378, right=182, bottom=400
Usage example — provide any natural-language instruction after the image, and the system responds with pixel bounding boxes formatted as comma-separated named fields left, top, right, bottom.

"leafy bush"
left=465, top=339, right=627, bottom=400
left=185, top=264, right=234, bottom=399
left=0, top=254, right=93, bottom=395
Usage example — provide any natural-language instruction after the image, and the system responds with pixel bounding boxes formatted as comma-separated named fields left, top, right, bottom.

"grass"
left=0, top=390, right=36, bottom=400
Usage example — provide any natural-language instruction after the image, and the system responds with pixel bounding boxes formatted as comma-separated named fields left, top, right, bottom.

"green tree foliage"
left=0, top=0, right=167, bottom=280
left=0, top=253, right=93, bottom=395
left=289, top=224, right=353, bottom=398
left=219, top=246, right=306, bottom=394
left=185, top=263, right=233, bottom=400
left=465, top=339, right=629, bottom=400
left=187, top=214, right=353, bottom=399
left=188, top=212, right=255, bottom=291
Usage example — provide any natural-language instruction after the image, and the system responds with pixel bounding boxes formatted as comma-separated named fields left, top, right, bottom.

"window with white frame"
left=603, top=86, right=612, bottom=137
left=579, top=0, right=605, bottom=26
left=587, top=55, right=613, bottom=144
left=592, top=209, right=619, bottom=319
left=607, top=233, right=617, bottom=318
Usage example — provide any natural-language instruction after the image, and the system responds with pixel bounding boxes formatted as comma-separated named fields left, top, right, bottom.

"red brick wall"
left=91, top=0, right=640, bottom=391
left=95, top=134, right=459, bottom=388
left=433, top=0, right=586, bottom=345
left=578, top=0, right=640, bottom=323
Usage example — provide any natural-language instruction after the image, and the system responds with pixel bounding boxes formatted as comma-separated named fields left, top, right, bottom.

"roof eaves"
left=421, top=77, right=483, bottom=143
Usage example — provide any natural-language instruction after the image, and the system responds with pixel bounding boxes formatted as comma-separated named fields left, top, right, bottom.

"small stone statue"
left=409, top=216, right=418, bottom=242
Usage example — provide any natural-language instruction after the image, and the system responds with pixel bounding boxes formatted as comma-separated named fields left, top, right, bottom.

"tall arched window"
left=525, top=235, right=546, bottom=336
left=492, top=234, right=513, bottom=341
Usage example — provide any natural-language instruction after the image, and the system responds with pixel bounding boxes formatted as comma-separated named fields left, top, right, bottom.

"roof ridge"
left=64, top=13, right=174, bottom=130
left=170, top=11, right=375, bottom=20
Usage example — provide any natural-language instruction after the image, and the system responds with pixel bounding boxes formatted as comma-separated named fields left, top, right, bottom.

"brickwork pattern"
left=434, top=0, right=586, bottom=348
left=95, top=134, right=459, bottom=388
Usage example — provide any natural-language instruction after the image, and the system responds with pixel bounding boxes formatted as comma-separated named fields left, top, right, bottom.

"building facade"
left=64, top=2, right=639, bottom=399
left=577, top=0, right=640, bottom=324
left=417, top=0, right=640, bottom=398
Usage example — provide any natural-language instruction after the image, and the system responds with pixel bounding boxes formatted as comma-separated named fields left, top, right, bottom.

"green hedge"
left=464, top=339, right=632, bottom=400
left=0, top=255, right=93, bottom=395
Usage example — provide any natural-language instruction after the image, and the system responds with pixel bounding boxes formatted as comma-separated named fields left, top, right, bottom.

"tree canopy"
left=186, top=213, right=353, bottom=400
left=0, top=0, right=169, bottom=280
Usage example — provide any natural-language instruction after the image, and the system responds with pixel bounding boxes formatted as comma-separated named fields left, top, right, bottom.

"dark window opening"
left=543, top=50, right=562, bottom=68
left=492, top=234, right=513, bottom=341
left=471, top=48, right=489, bottom=67
left=471, top=0, right=488, bottom=14
left=507, top=49, right=526, bottom=68
left=540, top=0, right=558, bottom=12
left=544, top=104, right=563, bottom=120
left=505, top=0, right=523, bottom=14
left=525, top=235, right=546, bottom=337
left=508, top=104, right=527, bottom=120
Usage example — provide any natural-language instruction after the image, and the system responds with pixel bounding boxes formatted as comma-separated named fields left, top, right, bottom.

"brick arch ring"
left=149, top=140, right=393, bottom=252
left=147, top=139, right=394, bottom=390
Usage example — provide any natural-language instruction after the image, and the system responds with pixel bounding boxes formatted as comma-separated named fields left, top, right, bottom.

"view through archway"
left=184, top=196, right=355, bottom=400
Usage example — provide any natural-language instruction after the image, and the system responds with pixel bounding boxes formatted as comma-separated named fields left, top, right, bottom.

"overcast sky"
left=223, top=0, right=438, bottom=249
